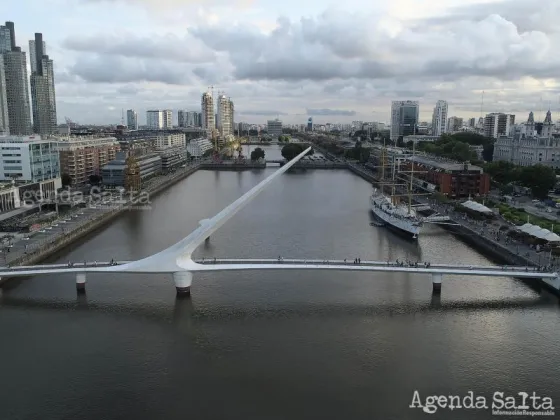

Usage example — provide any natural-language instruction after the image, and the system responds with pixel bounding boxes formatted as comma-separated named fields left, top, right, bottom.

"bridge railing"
left=192, top=258, right=546, bottom=272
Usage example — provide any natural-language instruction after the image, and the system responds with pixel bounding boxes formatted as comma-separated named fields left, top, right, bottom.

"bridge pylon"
left=174, top=272, right=192, bottom=297
left=76, top=273, right=86, bottom=294
left=432, top=273, right=442, bottom=294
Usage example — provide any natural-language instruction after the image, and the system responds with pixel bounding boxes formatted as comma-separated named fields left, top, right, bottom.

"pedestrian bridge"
left=0, top=146, right=558, bottom=296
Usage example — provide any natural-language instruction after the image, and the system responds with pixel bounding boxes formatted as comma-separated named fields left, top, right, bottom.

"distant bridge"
left=0, top=147, right=558, bottom=298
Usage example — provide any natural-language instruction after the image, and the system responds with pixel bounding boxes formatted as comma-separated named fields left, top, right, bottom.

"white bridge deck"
left=0, top=259, right=554, bottom=279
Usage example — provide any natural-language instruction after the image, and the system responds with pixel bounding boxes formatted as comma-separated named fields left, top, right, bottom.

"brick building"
left=405, top=156, right=490, bottom=198
left=57, top=136, right=120, bottom=185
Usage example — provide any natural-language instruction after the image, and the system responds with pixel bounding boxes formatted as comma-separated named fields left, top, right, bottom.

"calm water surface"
left=1, top=146, right=559, bottom=419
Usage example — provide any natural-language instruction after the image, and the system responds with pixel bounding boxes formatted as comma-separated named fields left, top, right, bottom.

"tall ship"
left=370, top=142, right=444, bottom=239
left=371, top=188, right=423, bottom=238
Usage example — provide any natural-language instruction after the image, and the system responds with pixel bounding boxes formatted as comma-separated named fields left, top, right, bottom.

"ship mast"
left=408, top=141, right=415, bottom=214
left=391, top=155, right=397, bottom=205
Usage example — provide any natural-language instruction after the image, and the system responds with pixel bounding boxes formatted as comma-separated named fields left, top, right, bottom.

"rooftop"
left=408, top=155, right=483, bottom=173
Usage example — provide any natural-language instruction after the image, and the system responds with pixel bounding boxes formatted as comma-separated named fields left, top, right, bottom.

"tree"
left=483, top=161, right=520, bottom=185
left=61, top=173, right=72, bottom=187
left=89, top=174, right=102, bottom=185
left=250, top=147, right=265, bottom=161
left=482, top=143, right=494, bottom=161
left=519, top=165, right=556, bottom=199
left=281, top=143, right=313, bottom=160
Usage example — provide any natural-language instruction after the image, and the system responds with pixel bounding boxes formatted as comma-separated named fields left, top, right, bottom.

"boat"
left=369, top=142, right=425, bottom=239
left=370, top=189, right=423, bottom=238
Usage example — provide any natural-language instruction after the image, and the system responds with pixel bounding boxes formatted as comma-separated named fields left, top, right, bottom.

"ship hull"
left=371, top=201, right=421, bottom=239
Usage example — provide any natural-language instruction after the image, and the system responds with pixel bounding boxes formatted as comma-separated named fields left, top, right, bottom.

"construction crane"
left=64, top=116, right=76, bottom=127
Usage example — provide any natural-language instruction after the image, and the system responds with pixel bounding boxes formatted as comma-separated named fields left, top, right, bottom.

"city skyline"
left=5, top=0, right=560, bottom=125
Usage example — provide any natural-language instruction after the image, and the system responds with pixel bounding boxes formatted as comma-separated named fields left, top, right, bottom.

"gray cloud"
left=238, top=110, right=288, bottom=116
left=50, top=0, right=560, bottom=125
left=306, top=108, right=356, bottom=116
left=419, top=0, right=560, bottom=33
left=70, top=55, right=190, bottom=84
left=190, top=8, right=560, bottom=83
left=63, top=33, right=214, bottom=63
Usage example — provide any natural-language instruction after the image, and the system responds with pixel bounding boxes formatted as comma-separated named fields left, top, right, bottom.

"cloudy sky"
left=8, top=0, right=560, bottom=125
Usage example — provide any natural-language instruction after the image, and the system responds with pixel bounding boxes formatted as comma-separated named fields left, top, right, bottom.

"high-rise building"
left=177, top=110, right=187, bottom=127
left=217, top=95, right=234, bottom=138
left=267, top=119, right=282, bottom=137
left=29, top=37, right=45, bottom=74
left=146, top=110, right=164, bottom=129
left=201, top=92, right=214, bottom=137
left=162, top=109, right=172, bottom=129
left=390, top=100, right=419, bottom=141
left=0, top=55, right=8, bottom=135
left=187, top=111, right=198, bottom=127
left=447, top=116, right=463, bottom=133
left=178, top=110, right=200, bottom=127
left=0, top=22, right=15, bottom=52
left=307, top=117, right=313, bottom=131
left=126, top=109, right=138, bottom=130
left=483, top=113, right=515, bottom=138
left=431, top=100, right=448, bottom=136
left=1, top=22, right=32, bottom=135
left=228, top=99, right=234, bottom=135
left=29, top=33, right=57, bottom=135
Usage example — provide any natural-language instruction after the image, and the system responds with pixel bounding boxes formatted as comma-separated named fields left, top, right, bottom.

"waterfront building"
left=0, top=134, right=60, bottom=183
left=187, top=138, right=213, bottom=157
left=159, top=146, right=188, bottom=171
left=56, top=136, right=120, bottom=185
left=217, top=95, right=234, bottom=139
left=101, top=151, right=162, bottom=188
left=404, top=155, right=490, bottom=198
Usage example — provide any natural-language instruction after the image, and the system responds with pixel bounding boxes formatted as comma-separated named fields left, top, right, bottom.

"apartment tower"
left=431, top=100, right=448, bottom=136
left=0, top=22, right=31, bottom=135
left=29, top=33, right=57, bottom=135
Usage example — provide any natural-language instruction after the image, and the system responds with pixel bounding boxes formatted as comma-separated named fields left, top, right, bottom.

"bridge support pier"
left=174, top=271, right=192, bottom=297
left=76, top=273, right=86, bottom=294
left=432, top=273, right=442, bottom=294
